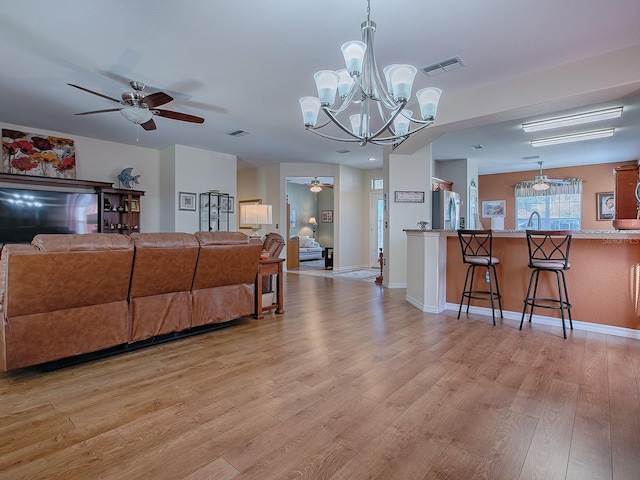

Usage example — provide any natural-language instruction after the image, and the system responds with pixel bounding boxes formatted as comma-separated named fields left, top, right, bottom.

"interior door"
left=370, top=193, right=384, bottom=267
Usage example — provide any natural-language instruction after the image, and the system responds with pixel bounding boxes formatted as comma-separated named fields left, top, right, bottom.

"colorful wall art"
left=2, top=129, right=76, bottom=179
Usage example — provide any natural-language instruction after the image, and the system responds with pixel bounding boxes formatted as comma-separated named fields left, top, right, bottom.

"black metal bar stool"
left=520, top=230, right=573, bottom=338
left=457, top=229, right=503, bottom=325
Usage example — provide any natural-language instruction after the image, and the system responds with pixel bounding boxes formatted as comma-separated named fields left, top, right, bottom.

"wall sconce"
left=240, top=204, right=272, bottom=238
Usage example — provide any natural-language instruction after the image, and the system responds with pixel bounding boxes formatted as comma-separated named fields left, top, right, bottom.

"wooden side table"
left=255, top=257, right=284, bottom=319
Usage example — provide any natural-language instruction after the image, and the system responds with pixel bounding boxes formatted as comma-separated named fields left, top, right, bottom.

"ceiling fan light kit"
left=530, top=128, right=615, bottom=147
left=531, top=161, right=551, bottom=191
left=120, top=106, right=153, bottom=125
left=522, top=107, right=623, bottom=133
left=298, top=0, right=442, bottom=146
left=310, top=177, right=322, bottom=193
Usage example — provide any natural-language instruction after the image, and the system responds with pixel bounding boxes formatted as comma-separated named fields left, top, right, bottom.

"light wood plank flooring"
left=1, top=273, right=639, bottom=479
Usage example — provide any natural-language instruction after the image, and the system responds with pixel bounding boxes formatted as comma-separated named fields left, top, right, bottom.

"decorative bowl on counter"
left=612, top=218, right=640, bottom=230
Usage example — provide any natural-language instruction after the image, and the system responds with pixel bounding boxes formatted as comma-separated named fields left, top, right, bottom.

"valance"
left=514, top=178, right=583, bottom=197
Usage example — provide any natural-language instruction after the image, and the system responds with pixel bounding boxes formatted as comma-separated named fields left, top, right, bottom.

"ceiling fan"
left=308, top=176, right=334, bottom=193
left=531, top=161, right=571, bottom=191
left=68, top=80, right=205, bottom=131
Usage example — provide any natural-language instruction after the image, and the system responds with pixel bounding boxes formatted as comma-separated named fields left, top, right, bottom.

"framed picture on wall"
left=290, top=208, right=297, bottom=228
left=178, top=192, right=197, bottom=211
left=482, top=200, right=506, bottom=218
left=596, top=192, right=614, bottom=220
left=220, top=196, right=234, bottom=213
left=321, top=210, right=333, bottom=223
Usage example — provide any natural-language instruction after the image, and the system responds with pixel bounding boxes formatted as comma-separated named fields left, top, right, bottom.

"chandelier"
left=298, top=0, right=442, bottom=146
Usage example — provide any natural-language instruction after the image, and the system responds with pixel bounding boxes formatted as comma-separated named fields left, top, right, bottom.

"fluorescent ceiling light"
left=522, top=107, right=622, bottom=133
left=530, top=128, right=615, bottom=147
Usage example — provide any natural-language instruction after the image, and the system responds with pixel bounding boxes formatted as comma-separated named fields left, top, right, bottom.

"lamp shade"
left=299, top=96, right=321, bottom=127
left=387, top=64, right=417, bottom=102
left=393, top=110, right=412, bottom=136
left=341, top=41, right=366, bottom=75
left=416, top=87, right=442, bottom=120
left=240, top=204, right=273, bottom=226
left=313, top=70, right=340, bottom=106
left=336, top=69, right=354, bottom=99
left=309, top=217, right=317, bottom=225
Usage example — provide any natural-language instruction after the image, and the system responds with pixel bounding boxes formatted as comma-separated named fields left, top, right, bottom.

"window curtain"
left=514, top=178, right=583, bottom=197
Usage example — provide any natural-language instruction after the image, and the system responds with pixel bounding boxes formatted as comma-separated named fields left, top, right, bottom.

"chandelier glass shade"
left=299, top=0, right=442, bottom=146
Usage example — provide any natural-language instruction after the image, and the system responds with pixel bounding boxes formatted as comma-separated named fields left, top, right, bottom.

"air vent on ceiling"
left=522, top=155, right=541, bottom=160
left=470, top=144, right=484, bottom=150
left=421, top=56, right=465, bottom=76
left=336, top=149, right=350, bottom=154
left=227, top=130, right=250, bottom=137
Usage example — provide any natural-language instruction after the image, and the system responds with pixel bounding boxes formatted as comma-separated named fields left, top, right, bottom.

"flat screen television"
left=0, top=187, right=98, bottom=245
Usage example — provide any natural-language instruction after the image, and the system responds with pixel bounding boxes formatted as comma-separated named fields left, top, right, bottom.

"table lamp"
left=240, top=204, right=272, bottom=238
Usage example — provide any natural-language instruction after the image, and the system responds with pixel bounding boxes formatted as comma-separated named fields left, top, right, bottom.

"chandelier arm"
left=305, top=127, right=363, bottom=143
left=406, top=115, right=436, bottom=125
left=324, top=85, right=359, bottom=116
left=367, top=101, right=407, bottom=140
left=373, top=122, right=433, bottom=142
left=322, top=107, right=366, bottom=140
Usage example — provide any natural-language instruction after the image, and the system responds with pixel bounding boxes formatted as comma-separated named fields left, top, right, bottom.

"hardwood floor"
left=1, top=273, right=639, bottom=479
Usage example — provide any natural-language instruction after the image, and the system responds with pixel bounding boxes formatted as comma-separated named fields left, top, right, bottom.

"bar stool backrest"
left=458, top=229, right=494, bottom=264
left=525, top=230, right=572, bottom=270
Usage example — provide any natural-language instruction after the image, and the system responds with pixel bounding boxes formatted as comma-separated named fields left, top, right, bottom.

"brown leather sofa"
left=128, top=232, right=200, bottom=342
left=192, top=232, right=262, bottom=327
left=0, top=231, right=262, bottom=371
left=0, top=234, right=134, bottom=371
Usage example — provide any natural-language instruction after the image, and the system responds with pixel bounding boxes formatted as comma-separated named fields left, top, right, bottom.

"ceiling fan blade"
left=140, top=119, right=157, bottom=131
left=68, top=83, right=121, bottom=104
left=142, top=91, right=173, bottom=108
left=74, top=108, right=121, bottom=116
left=154, top=109, right=205, bottom=124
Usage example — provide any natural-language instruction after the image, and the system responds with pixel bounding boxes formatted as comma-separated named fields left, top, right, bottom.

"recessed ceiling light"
left=522, top=107, right=622, bottom=133
left=530, top=128, right=615, bottom=147
left=368, top=157, right=375, bottom=161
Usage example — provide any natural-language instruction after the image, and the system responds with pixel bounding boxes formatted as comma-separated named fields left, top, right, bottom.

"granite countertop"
left=405, top=229, right=640, bottom=238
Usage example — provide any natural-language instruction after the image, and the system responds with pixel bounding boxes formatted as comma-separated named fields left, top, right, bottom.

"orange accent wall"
left=478, top=160, right=638, bottom=230
left=447, top=235, right=640, bottom=331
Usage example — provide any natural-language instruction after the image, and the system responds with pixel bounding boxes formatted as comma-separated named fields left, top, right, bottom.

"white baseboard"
left=445, top=302, right=640, bottom=340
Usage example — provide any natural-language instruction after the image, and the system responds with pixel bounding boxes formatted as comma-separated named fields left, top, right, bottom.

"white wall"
left=385, top=144, right=433, bottom=288
left=172, top=145, right=237, bottom=233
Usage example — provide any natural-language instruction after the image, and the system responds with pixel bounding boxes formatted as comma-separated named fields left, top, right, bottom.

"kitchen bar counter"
left=405, top=229, right=640, bottom=335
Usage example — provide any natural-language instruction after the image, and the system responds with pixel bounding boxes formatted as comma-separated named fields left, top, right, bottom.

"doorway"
left=370, top=192, right=384, bottom=267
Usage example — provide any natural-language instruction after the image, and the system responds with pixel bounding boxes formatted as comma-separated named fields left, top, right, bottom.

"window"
left=514, top=179, right=582, bottom=230
left=371, top=177, right=383, bottom=190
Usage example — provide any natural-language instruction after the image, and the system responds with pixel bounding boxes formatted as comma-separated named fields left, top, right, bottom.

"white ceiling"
left=1, top=0, right=640, bottom=175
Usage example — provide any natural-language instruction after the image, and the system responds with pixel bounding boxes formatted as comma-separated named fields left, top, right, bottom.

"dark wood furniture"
left=99, top=187, right=144, bottom=235
left=614, top=164, right=639, bottom=219
left=255, top=257, right=284, bottom=319
left=324, top=246, right=334, bottom=270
